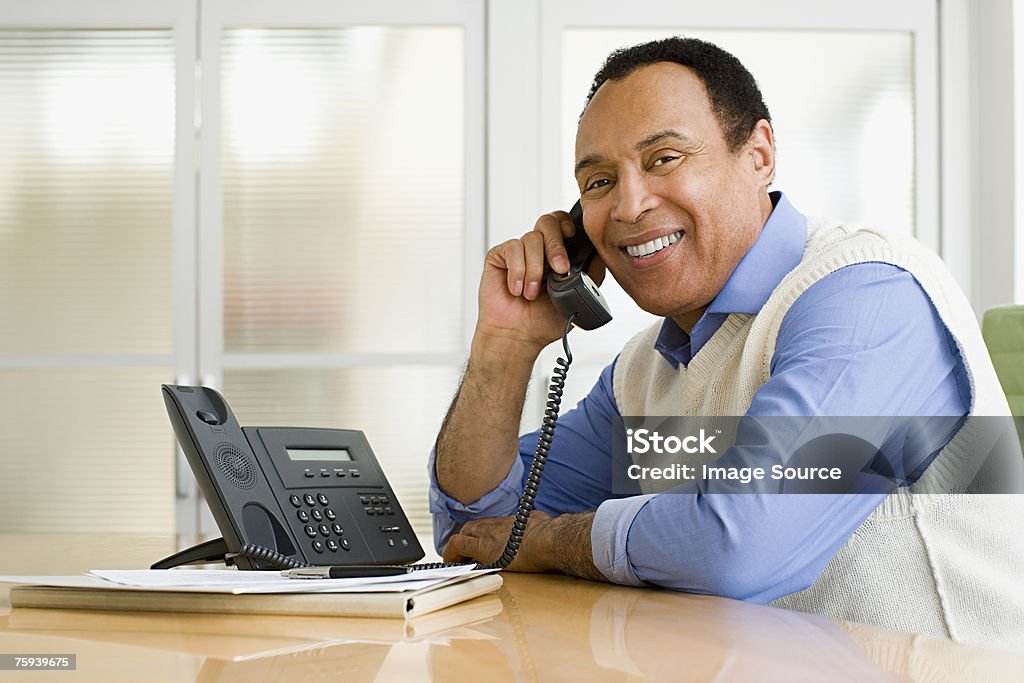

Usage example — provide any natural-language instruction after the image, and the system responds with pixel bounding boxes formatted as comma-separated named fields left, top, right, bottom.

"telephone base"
left=151, top=537, right=231, bottom=570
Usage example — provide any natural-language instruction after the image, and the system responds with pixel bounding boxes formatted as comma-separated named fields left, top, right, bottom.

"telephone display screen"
left=286, top=448, right=353, bottom=462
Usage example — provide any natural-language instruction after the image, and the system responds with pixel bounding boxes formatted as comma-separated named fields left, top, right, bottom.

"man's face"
left=574, top=62, right=774, bottom=329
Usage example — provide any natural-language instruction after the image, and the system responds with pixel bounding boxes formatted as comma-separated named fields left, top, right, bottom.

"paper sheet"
left=0, top=564, right=495, bottom=595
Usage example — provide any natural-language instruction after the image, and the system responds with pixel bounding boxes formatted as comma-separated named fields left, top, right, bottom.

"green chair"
left=982, top=305, right=1024, bottom=416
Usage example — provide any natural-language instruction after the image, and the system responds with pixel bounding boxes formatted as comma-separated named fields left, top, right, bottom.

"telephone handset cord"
left=231, top=314, right=578, bottom=573
left=233, top=543, right=309, bottom=569
left=480, top=313, right=577, bottom=570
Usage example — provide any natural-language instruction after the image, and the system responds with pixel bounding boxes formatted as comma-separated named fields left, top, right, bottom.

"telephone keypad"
left=294, top=489, right=408, bottom=559
left=292, top=490, right=369, bottom=557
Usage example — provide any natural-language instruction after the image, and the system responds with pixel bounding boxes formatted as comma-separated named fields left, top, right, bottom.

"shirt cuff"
left=591, top=494, right=657, bottom=586
left=427, top=447, right=525, bottom=553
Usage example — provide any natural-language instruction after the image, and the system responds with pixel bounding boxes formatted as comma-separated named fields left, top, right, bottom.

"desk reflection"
left=428, top=575, right=1023, bottom=683
left=0, top=594, right=503, bottom=682
left=430, top=577, right=892, bottom=683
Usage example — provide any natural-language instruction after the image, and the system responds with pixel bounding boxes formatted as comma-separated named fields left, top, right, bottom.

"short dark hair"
left=585, top=37, right=772, bottom=152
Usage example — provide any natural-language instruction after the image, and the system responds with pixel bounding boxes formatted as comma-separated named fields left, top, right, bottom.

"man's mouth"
left=624, top=231, right=683, bottom=258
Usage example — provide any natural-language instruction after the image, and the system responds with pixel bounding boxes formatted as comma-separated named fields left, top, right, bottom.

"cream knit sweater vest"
left=613, top=218, right=1024, bottom=648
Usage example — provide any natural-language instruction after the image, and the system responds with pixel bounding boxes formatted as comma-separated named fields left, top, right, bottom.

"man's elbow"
left=640, top=545, right=820, bottom=603
left=708, top=561, right=818, bottom=602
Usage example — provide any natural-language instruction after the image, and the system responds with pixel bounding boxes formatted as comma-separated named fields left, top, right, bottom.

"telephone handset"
left=153, top=384, right=426, bottom=570
left=545, top=201, right=612, bottom=330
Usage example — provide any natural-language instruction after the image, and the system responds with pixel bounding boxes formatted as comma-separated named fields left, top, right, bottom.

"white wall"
left=1016, top=0, right=1024, bottom=302
left=965, top=0, right=1018, bottom=313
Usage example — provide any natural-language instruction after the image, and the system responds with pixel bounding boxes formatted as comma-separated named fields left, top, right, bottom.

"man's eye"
left=585, top=178, right=611, bottom=192
left=652, top=155, right=680, bottom=167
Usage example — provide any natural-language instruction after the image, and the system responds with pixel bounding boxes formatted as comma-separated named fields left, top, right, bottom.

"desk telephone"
left=154, top=202, right=611, bottom=573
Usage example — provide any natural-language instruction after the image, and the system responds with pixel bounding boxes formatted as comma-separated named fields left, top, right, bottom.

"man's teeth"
left=626, top=231, right=682, bottom=258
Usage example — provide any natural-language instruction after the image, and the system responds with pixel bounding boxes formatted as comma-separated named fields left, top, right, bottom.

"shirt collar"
left=654, top=191, right=807, bottom=366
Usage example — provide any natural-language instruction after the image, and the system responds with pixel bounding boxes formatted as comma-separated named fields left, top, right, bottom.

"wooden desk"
left=0, top=534, right=1021, bottom=681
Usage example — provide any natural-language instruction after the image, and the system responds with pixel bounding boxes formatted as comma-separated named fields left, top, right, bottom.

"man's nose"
left=609, top=172, right=657, bottom=224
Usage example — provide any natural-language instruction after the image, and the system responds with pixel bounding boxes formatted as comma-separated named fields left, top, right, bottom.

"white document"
left=0, top=564, right=492, bottom=595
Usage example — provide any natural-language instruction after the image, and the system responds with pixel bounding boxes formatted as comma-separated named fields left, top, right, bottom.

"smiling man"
left=429, top=37, right=1024, bottom=645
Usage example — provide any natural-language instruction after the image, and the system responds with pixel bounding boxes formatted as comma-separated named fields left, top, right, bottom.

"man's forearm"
left=435, top=335, right=539, bottom=504
left=540, top=511, right=607, bottom=582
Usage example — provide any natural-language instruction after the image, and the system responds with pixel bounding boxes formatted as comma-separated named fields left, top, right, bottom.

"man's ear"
left=747, top=119, right=775, bottom=186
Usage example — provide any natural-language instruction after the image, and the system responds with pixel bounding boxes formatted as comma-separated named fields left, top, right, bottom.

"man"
left=430, top=37, right=1023, bottom=645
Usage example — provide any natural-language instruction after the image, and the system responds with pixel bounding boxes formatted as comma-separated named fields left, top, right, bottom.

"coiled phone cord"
left=231, top=314, right=578, bottom=573
left=234, top=543, right=311, bottom=569
left=481, top=313, right=577, bottom=571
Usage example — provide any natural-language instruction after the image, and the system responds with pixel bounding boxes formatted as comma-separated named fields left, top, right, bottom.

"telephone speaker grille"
left=214, top=443, right=258, bottom=490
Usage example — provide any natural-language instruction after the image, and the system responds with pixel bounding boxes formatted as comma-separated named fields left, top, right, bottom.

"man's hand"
left=442, top=511, right=555, bottom=572
left=442, top=510, right=608, bottom=582
left=476, top=211, right=606, bottom=354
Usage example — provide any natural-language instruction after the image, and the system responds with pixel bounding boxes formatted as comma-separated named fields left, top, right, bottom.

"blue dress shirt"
left=429, top=192, right=969, bottom=602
